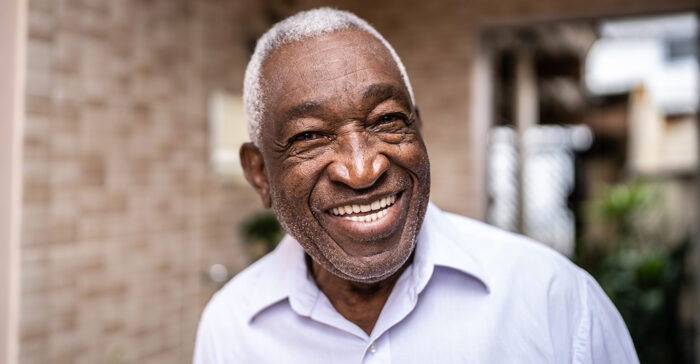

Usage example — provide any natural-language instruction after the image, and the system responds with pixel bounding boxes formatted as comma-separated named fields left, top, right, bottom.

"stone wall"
left=21, top=0, right=697, bottom=363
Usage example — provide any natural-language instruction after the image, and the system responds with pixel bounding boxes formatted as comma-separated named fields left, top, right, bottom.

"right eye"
left=291, top=131, right=322, bottom=143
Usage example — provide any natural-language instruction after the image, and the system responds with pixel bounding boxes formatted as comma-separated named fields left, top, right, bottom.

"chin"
left=320, top=194, right=428, bottom=284
left=329, top=243, right=416, bottom=284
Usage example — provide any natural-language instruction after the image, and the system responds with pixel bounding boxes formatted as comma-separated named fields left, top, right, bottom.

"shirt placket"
left=362, top=331, right=391, bottom=364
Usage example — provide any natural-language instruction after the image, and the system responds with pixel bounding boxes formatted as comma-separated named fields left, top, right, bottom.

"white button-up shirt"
left=194, top=203, right=639, bottom=363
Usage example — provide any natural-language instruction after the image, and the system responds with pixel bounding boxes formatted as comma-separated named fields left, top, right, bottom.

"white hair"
left=243, top=7, right=415, bottom=146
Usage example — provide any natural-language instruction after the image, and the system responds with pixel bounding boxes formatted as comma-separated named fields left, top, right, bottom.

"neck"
left=309, top=254, right=413, bottom=335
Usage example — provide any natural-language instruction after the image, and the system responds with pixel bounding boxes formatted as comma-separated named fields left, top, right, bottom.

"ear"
left=240, top=142, right=272, bottom=208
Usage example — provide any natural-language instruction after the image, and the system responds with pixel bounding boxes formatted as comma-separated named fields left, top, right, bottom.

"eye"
left=377, top=113, right=406, bottom=125
left=289, top=131, right=323, bottom=144
left=372, top=113, right=410, bottom=132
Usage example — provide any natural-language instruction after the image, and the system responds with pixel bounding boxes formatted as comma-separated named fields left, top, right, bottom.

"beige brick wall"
left=21, top=0, right=697, bottom=363
left=21, top=0, right=265, bottom=363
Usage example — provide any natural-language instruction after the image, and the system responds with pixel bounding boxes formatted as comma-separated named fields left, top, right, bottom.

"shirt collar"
left=244, top=201, right=490, bottom=322
left=412, top=202, right=490, bottom=294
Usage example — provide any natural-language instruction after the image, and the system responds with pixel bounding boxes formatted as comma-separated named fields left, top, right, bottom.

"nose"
left=327, top=133, right=389, bottom=190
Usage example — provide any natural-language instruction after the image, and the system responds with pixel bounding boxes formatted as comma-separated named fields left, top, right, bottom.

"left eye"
left=292, top=131, right=322, bottom=143
left=378, top=114, right=406, bottom=125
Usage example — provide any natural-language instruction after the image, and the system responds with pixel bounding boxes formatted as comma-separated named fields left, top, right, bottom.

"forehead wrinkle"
left=282, top=53, right=390, bottom=85
left=276, top=67, right=399, bottom=102
left=285, top=41, right=359, bottom=65
left=319, top=67, right=385, bottom=84
left=270, top=36, right=394, bottom=86
left=265, top=34, right=401, bottom=106
left=268, top=38, right=369, bottom=80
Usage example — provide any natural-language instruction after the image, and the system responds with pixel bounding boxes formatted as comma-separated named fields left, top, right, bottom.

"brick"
left=49, top=218, right=78, bottom=244
left=25, top=66, right=52, bottom=98
left=27, top=3, right=55, bottom=41
left=26, top=39, right=53, bottom=70
left=23, top=178, right=50, bottom=205
left=29, top=0, right=55, bottom=14
left=79, top=154, right=106, bottom=187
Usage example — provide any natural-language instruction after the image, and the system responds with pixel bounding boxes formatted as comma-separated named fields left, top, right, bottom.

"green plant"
left=240, top=211, right=284, bottom=260
left=577, top=181, right=692, bottom=364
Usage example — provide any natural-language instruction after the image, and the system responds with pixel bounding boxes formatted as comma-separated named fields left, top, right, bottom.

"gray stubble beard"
left=268, top=175, right=430, bottom=284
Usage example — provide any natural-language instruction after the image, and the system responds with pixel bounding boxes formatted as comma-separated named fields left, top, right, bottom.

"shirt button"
left=368, top=342, right=377, bottom=353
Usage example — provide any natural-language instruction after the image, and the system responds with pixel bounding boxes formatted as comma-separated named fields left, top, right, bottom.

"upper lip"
left=322, top=190, right=402, bottom=212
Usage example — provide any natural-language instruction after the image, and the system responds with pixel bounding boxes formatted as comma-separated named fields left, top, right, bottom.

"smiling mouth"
left=328, top=194, right=398, bottom=223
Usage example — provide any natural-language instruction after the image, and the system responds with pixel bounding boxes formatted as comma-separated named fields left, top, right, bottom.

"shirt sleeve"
left=571, top=271, right=640, bottom=364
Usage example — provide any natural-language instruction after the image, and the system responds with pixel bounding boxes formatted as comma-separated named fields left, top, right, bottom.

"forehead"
left=259, top=29, right=407, bottom=120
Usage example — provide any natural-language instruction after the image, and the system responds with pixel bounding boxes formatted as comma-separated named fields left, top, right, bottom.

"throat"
left=307, top=253, right=413, bottom=335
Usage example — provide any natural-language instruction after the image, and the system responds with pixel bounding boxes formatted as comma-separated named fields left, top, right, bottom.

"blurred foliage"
left=240, top=211, right=284, bottom=261
left=594, top=182, right=656, bottom=229
left=106, top=347, right=126, bottom=364
left=577, top=181, right=693, bottom=364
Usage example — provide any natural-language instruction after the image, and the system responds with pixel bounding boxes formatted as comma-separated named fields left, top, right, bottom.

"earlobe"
left=240, top=142, right=272, bottom=208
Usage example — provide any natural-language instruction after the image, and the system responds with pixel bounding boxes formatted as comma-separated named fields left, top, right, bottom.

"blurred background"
left=1, top=0, right=698, bottom=363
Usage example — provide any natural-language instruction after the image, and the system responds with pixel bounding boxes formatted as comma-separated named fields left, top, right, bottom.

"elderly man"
left=194, top=8, right=638, bottom=363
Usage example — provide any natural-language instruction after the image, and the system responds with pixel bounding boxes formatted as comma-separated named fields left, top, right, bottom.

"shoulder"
left=439, top=207, right=583, bottom=282
left=198, top=249, right=277, bottom=330
left=194, top=241, right=296, bottom=363
left=424, top=205, right=637, bottom=362
left=196, top=237, right=298, bottom=337
left=426, top=205, right=590, bottom=311
left=194, top=236, right=309, bottom=363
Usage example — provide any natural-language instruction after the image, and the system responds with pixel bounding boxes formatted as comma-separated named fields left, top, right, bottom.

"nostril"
left=372, top=154, right=389, bottom=177
left=327, top=161, right=350, bottom=183
left=327, top=153, right=388, bottom=190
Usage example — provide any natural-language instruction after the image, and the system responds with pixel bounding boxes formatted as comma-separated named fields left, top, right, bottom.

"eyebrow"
left=283, top=101, right=323, bottom=122
left=362, top=83, right=410, bottom=108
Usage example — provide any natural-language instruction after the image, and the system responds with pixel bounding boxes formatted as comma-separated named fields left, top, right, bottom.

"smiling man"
left=194, top=8, right=638, bottom=364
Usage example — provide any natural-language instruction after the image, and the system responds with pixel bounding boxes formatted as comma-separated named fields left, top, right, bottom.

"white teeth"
left=328, top=194, right=398, bottom=222
left=345, top=209, right=388, bottom=222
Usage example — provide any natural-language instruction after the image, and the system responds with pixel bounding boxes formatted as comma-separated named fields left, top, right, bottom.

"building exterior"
left=9, top=0, right=699, bottom=363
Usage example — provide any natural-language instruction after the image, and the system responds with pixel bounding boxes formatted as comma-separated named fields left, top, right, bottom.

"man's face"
left=253, top=29, right=430, bottom=283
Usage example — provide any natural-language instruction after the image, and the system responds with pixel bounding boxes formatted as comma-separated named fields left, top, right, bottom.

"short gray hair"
left=243, top=7, right=415, bottom=146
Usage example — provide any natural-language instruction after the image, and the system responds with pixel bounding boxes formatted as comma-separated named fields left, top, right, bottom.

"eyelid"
left=368, top=99, right=412, bottom=122
left=375, top=111, right=410, bottom=125
left=286, top=130, right=327, bottom=148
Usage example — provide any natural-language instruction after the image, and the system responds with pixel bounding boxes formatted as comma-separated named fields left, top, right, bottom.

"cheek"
left=273, top=161, right=323, bottom=203
left=389, top=139, right=430, bottom=176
